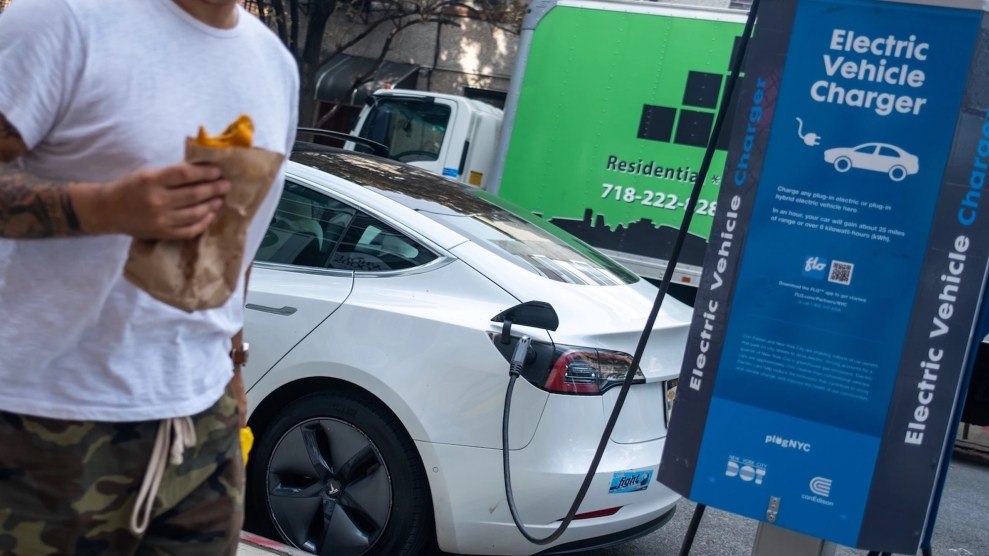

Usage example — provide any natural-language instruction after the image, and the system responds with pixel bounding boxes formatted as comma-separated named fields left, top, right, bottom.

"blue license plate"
left=608, top=470, right=653, bottom=493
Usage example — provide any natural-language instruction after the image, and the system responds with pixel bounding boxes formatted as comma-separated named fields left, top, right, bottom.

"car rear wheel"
left=833, top=156, right=852, bottom=173
left=248, top=391, right=432, bottom=556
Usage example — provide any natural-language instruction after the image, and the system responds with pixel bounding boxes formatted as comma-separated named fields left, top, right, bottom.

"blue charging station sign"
left=658, top=0, right=989, bottom=553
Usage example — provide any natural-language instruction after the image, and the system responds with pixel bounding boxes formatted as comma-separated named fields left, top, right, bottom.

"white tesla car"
left=242, top=149, right=692, bottom=556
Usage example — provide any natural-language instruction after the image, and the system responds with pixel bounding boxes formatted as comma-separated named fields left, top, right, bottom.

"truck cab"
left=346, top=89, right=503, bottom=188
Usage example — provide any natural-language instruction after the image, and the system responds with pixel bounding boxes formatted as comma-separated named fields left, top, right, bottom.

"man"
left=0, top=0, right=299, bottom=554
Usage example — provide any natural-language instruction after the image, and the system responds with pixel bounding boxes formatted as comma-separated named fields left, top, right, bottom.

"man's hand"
left=74, top=163, right=231, bottom=240
left=1, top=112, right=230, bottom=241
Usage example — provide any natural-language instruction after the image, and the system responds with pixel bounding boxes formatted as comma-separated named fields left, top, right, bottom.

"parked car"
left=823, top=142, right=919, bottom=181
left=242, top=148, right=692, bottom=556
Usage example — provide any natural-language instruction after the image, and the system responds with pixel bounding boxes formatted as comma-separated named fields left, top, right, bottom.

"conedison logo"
left=802, top=476, right=835, bottom=507
left=765, top=434, right=812, bottom=452
left=810, top=476, right=832, bottom=497
left=725, top=455, right=767, bottom=485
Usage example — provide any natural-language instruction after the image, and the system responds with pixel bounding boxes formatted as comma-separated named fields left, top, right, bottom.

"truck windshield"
left=356, top=98, right=451, bottom=163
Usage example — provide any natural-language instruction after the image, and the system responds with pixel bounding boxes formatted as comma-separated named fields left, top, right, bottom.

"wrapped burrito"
left=124, top=115, right=285, bottom=312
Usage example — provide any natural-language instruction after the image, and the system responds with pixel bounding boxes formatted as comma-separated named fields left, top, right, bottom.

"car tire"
left=833, top=156, right=852, bottom=173
left=247, top=391, right=432, bottom=556
left=888, top=165, right=907, bottom=182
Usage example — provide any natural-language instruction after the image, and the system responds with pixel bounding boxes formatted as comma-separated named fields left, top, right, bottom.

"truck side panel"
left=491, top=0, right=746, bottom=283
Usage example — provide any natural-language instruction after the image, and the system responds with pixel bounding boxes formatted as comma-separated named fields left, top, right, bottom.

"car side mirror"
left=491, top=301, right=559, bottom=344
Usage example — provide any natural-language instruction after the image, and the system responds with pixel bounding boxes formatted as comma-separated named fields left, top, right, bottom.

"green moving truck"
left=349, top=0, right=747, bottom=287
left=489, top=0, right=746, bottom=286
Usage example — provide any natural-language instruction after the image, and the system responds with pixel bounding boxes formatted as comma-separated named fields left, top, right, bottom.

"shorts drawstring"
left=129, top=416, right=197, bottom=534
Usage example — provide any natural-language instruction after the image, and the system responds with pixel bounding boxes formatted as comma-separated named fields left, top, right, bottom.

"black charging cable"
left=500, top=0, right=762, bottom=545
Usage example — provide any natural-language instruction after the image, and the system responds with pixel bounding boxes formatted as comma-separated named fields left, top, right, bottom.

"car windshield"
left=292, top=151, right=639, bottom=285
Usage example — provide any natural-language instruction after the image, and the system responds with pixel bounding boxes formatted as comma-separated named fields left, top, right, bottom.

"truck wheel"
left=248, top=391, right=432, bottom=556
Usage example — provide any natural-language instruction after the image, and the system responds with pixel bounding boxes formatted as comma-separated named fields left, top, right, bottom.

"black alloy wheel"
left=248, top=391, right=432, bottom=556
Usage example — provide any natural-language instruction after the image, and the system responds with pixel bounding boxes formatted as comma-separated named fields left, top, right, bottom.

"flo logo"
left=725, top=455, right=767, bottom=485
left=803, top=256, right=828, bottom=279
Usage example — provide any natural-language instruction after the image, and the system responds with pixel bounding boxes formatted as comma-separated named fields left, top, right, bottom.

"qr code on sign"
left=828, top=261, right=853, bottom=285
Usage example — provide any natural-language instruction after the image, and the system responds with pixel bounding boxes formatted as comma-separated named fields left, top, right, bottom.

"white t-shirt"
left=0, top=0, right=299, bottom=421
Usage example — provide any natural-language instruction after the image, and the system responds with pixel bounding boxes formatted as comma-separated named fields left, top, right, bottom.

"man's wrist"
left=70, top=181, right=113, bottom=235
left=230, top=342, right=249, bottom=366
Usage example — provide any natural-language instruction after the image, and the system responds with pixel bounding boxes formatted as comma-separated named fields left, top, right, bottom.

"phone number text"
left=601, top=183, right=717, bottom=216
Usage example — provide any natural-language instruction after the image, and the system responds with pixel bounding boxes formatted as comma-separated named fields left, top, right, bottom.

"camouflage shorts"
left=0, top=383, right=244, bottom=556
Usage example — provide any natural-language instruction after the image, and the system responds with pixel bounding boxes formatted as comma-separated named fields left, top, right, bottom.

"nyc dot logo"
left=803, top=256, right=828, bottom=279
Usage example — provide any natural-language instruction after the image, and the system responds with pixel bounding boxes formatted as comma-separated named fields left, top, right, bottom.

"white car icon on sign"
left=823, top=142, right=919, bottom=182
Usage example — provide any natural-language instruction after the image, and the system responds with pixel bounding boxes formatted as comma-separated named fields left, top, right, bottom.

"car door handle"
left=246, top=304, right=298, bottom=316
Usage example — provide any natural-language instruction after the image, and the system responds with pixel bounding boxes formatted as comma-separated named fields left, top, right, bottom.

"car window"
left=854, top=144, right=878, bottom=154
left=329, top=211, right=437, bottom=272
left=256, top=181, right=437, bottom=272
left=289, top=153, right=639, bottom=285
left=877, top=146, right=900, bottom=157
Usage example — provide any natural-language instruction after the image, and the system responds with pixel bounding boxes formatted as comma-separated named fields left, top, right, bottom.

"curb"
left=954, top=424, right=989, bottom=466
left=954, top=439, right=989, bottom=466
left=238, top=532, right=310, bottom=556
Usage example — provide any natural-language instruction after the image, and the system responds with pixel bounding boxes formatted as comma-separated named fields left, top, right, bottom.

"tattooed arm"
left=0, top=116, right=84, bottom=237
left=0, top=113, right=232, bottom=240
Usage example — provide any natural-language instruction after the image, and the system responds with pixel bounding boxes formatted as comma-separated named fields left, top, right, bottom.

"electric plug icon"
left=796, top=117, right=821, bottom=147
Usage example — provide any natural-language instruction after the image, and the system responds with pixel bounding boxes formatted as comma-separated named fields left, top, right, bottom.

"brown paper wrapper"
left=123, top=140, right=285, bottom=312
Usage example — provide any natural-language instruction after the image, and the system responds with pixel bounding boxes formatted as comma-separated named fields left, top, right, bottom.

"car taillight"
left=488, top=334, right=645, bottom=396
left=543, top=346, right=644, bottom=395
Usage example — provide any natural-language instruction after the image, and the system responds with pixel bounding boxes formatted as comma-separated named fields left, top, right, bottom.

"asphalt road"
left=433, top=456, right=988, bottom=556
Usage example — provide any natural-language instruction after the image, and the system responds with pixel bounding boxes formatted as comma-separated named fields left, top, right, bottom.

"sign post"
left=658, top=0, right=989, bottom=553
